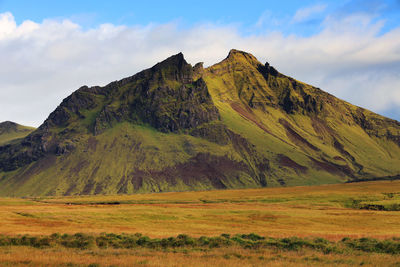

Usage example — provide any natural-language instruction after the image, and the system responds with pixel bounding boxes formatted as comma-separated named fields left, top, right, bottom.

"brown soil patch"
left=70, top=160, right=88, bottom=176
left=278, top=154, right=308, bottom=174
left=333, top=138, right=355, bottom=161
left=64, top=183, right=77, bottom=196
left=82, top=179, right=95, bottom=195
left=332, top=138, right=363, bottom=172
left=311, top=116, right=335, bottom=138
left=230, top=102, right=271, bottom=134
left=12, top=155, right=56, bottom=186
left=279, top=119, right=320, bottom=151
left=229, top=102, right=292, bottom=147
left=308, top=156, right=354, bottom=177
left=333, top=156, right=346, bottom=161
left=87, top=137, right=98, bottom=152
left=118, top=153, right=255, bottom=194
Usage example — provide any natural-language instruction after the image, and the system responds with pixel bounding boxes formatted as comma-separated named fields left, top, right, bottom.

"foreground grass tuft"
left=1, top=233, right=400, bottom=255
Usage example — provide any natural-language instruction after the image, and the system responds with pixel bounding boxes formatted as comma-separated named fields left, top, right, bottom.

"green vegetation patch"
left=1, top=233, right=400, bottom=255
left=343, top=191, right=400, bottom=211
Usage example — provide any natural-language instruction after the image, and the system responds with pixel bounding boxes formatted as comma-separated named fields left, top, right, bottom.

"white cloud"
left=255, top=10, right=284, bottom=29
left=292, top=4, right=327, bottom=23
left=0, top=12, right=399, bottom=127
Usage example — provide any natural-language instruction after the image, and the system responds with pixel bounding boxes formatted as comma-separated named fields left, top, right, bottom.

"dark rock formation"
left=0, top=53, right=221, bottom=171
left=129, top=77, right=219, bottom=133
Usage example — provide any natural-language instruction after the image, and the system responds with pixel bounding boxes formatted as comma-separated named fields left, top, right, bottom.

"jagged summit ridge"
left=0, top=51, right=221, bottom=171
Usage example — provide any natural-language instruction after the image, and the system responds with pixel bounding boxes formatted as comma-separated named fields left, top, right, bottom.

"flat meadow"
left=0, top=180, right=400, bottom=266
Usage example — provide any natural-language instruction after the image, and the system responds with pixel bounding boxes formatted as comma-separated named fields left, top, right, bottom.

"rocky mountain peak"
left=148, top=52, right=193, bottom=84
left=227, top=49, right=251, bottom=57
left=225, top=49, right=261, bottom=66
left=153, top=52, right=186, bottom=70
left=124, top=52, right=220, bottom=133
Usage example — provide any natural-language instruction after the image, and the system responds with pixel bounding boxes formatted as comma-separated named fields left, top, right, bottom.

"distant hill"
left=0, top=121, right=35, bottom=146
left=0, top=49, right=399, bottom=197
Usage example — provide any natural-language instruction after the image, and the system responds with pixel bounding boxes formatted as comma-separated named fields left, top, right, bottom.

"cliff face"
left=0, top=53, right=221, bottom=172
left=0, top=50, right=399, bottom=196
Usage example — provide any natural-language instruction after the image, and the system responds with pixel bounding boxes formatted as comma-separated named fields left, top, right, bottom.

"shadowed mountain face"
left=0, top=49, right=399, bottom=196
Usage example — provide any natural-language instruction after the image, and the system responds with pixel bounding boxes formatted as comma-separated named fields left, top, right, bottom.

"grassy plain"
left=1, top=245, right=400, bottom=267
left=0, top=180, right=400, bottom=266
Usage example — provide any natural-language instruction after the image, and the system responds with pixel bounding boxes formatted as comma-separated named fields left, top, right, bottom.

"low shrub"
left=0, top=233, right=398, bottom=254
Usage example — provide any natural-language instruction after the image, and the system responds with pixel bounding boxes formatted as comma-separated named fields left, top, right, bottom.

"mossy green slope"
left=0, top=121, right=35, bottom=146
left=204, top=50, right=400, bottom=184
left=0, top=50, right=399, bottom=196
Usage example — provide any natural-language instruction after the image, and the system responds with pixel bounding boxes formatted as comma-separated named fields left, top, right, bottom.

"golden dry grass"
left=0, top=180, right=398, bottom=239
left=0, top=246, right=399, bottom=267
left=1, top=180, right=400, bottom=266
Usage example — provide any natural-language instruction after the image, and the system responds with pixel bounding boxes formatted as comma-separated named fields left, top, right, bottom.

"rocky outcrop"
left=0, top=128, right=52, bottom=171
left=0, top=53, right=221, bottom=171
left=129, top=77, right=219, bottom=133
left=351, top=107, right=400, bottom=146
left=41, top=87, right=99, bottom=129
left=93, top=53, right=220, bottom=134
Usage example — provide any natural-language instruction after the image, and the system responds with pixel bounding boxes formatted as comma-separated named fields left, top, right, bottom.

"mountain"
left=0, top=49, right=399, bottom=197
left=0, top=121, right=35, bottom=146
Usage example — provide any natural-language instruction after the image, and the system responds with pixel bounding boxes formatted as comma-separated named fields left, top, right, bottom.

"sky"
left=1, top=0, right=400, bottom=126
